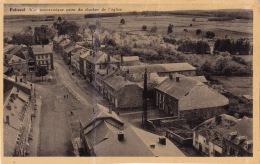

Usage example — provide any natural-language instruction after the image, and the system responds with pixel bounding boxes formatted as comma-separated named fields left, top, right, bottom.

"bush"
left=120, top=19, right=125, bottom=25
left=163, top=36, right=177, bottom=45
left=142, top=25, right=147, bottom=31
left=196, top=29, right=202, bottom=35
left=205, top=31, right=215, bottom=38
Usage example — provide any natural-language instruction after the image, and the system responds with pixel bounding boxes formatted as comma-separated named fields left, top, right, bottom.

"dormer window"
left=243, top=140, right=253, bottom=150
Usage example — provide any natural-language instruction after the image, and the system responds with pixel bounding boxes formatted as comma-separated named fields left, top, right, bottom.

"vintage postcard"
left=1, top=0, right=259, bottom=164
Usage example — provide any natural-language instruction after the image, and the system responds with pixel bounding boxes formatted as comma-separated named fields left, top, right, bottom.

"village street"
left=35, top=57, right=98, bottom=156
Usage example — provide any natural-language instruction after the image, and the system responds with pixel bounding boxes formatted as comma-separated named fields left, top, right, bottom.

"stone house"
left=31, top=45, right=54, bottom=70
left=222, top=117, right=253, bottom=156
left=84, top=51, right=120, bottom=84
left=103, top=74, right=143, bottom=109
left=193, top=114, right=238, bottom=156
left=154, top=73, right=229, bottom=119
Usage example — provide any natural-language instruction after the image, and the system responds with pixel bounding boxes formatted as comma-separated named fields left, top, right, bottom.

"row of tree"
left=214, top=39, right=252, bottom=55
left=177, top=40, right=211, bottom=54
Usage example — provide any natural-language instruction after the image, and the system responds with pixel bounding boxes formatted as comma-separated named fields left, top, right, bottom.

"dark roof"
left=155, top=73, right=229, bottom=110
left=85, top=51, right=119, bottom=64
left=10, top=45, right=22, bottom=55
left=104, top=74, right=136, bottom=91
left=122, top=62, right=196, bottom=74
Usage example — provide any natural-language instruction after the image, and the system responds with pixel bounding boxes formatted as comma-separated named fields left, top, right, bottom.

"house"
left=64, top=44, right=76, bottom=64
left=78, top=49, right=93, bottom=78
left=193, top=114, right=239, bottom=156
left=154, top=73, right=229, bottom=119
left=121, top=62, right=196, bottom=77
left=3, top=75, right=34, bottom=156
left=122, top=56, right=140, bottom=66
left=79, top=103, right=185, bottom=156
left=222, top=117, right=253, bottom=156
left=59, top=39, right=75, bottom=59
left=31, top=45, right=54, bottom=70
left=71, top=47, right=87, bottom=73
left=103, top=73, right=143, bottom=109
left=7, top=55, right=28, bottom=75
left=84, top=51, right=120, bottom=84
left=52, top=35, right=69, bottom=53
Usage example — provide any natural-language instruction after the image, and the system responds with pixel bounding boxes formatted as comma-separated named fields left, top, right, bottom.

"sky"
left=4, top=2, right=253, bottom=15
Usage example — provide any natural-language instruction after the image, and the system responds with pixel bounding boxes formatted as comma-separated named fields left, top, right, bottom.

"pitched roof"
left=4, top=86, right=31, bottom=156
left=85, top=51, right=119, bottom=64
left=10, top=45, right=22, bottom=55
left=122, top=62, right=196, bottom=74
left=82, top=103, right=124, bottom=130
left=123, top=56, right=139, bottom=62
left=8, top=55, right=26, bottom=64
left=92, top=125, right=186, bottom=156
left=31, top=45, right=52, bottom=55
left=223, top=117, right=253, bottom=153
left=155, top=73, right=229, bottom=111
left=64, top=44, right=76, bottom=53
left=192, top=76, right=208, bottom=83
left=194, top=114, right=239, bottom=147
left=104, top=74, right=135, bottom=91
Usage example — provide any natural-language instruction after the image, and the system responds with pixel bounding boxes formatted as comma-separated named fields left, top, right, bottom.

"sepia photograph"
left=2, top=3, right=254, bottom=158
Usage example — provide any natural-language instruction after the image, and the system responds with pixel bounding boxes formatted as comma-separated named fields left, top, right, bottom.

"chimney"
left=215, top=115, right=222, bottom=125
left=118, top=131, right=124, bottom=141
left=169, top=73, right=173, bottom=80
left=108, top=54, right=110, bottom=63
left=15, top=76, right=18, bottom=82
left=6, top=116, right=10, bottom=124
left=159, top=136, right=166, bottom=145
left=6, top=103, right=11, bottom=110
left=176, top=77, right=180, bottom=82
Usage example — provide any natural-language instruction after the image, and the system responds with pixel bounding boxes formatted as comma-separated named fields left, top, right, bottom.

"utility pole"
left=142, top=68, right=148, bottom=128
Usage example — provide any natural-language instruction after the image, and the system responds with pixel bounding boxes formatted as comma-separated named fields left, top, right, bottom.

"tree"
left=11, top=33, right=35, bottom=46
left=120, top=19, right=125, bottom=25
left=57, top=21, right=79, bottom=39
left=142, top=25, right=147, bottom=31
left=200, top=61, right=212, bottom=73
left=196, top=29, right=202, bottom=35
left=150, top=26, right=158, bottom=33
left=35, top=66, right=48, bottom=81
left=34, top=25, right=55, bottom=44
left=167, top=24, right=173, bottom=34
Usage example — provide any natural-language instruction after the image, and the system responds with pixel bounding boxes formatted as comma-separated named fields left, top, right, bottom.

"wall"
left=117, top=84, right=143, bottom=109
left=179, top=106, right=228, bottom=121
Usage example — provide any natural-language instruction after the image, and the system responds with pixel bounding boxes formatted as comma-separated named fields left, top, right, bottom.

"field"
left=4, top=14, right=253, bottom=42
left=213, top=76, right=252, bottom=96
